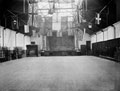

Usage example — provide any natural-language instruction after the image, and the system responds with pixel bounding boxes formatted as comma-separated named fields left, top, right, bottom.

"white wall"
left=103, top=28, right=108, bottom=41
left=91, top=21, right=120, bottom=45
left=113, top=21, right=120, bottom=38
left=31, top=35, right=43, bottom=50
left=91, top=34, right=97, bottom=44
left=4, top=28, right=16, bottom=50
left=78, top=33, right=90, bottom=49
left=0, top=26, right=4, bottom=47
left=4, top=28, right=11, bottom=47
left=107, top=26, right=114, bottom=40
left=16, top=33, right=24, bottom=48
left=24, top=36, right=31, bottom=50
left=96, top=31, right=104, bottom=42
left=9, top=30, right=16, bottom=50
left=0, top=26, right=31, bottom=50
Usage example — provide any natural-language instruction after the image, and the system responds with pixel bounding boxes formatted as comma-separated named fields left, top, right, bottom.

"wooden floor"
left=0, top=56, right=120, bottom=91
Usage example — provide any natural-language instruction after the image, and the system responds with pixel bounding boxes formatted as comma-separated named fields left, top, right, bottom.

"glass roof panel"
left=28, top=0, right=83, bottom=30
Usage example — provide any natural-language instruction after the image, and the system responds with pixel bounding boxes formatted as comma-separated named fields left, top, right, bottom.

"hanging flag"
left=24, top=25, right=29, bottom=33
left=71, top=0, right=75, bottom=3
left=68, top=22, right=73, bottom=36
left=60, top=0, right=75, bottom=3
left=68, top=29, right=74, bottom=36
left=35, top=15, right=43, bottom=28
left=72, top=21, right=76, bottom=28
left=44, top=16, right=53, bottom=35
left=74, top=28, right=84, bottom=41
left=39, top=21, right=45, bottom=35
left=28, top=15, right=32, bottom=26
left=68, top=22, right=72, bottom=29
left=61, top=16, right=68, bottom=32
left=28, top=14, right=43, bottom=28
left=47, top=30, right=52, bottom=36
left=95, top=13, right=101, bottom=25
left=49, top=30, right=53, bottom=36
left=57, top=31, right=62, bottom=37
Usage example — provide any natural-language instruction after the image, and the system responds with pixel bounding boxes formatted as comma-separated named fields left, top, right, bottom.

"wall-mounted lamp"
left=88, top=23, right=92, bottom=28
left=13, top=20, right=17, bottom=25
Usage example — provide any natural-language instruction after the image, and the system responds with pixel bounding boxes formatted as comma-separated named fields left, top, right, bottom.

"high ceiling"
left=0, top=0, right=117, bottom=35
left=79, top=0, right=117, bottom=34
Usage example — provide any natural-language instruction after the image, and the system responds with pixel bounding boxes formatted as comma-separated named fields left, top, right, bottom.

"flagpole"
left=23, top=0, right=26, bottom=13
left=88, top=0, right=113, bottom=25
left=99, top=0, right=113, bottom=14
left=85, top=0, right=87, bottom=11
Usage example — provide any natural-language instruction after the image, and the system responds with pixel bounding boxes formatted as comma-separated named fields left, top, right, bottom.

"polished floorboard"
left=0, top=56, right=120, bottom=91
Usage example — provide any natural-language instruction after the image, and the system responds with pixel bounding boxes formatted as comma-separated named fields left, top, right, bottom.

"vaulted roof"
left=0, top=0, right=118, bottom=35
